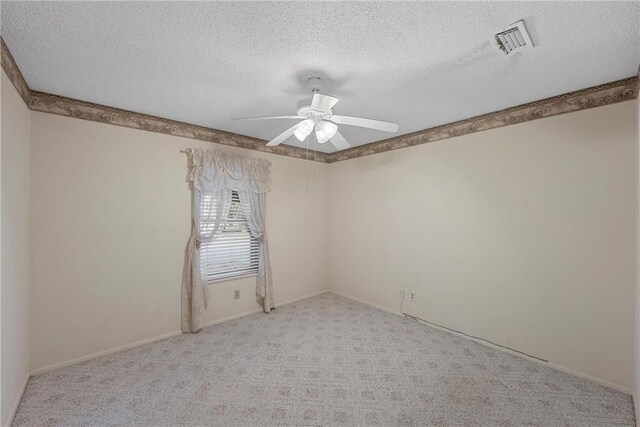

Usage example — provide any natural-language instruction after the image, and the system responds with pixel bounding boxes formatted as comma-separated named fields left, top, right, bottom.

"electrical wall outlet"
left=234, top=290, right=240, bottom=300
left=410, top=291, right=416, bottom=302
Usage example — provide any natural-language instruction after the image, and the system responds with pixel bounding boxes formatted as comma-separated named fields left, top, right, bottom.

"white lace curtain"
left=182, top=148, right=272, bottom=333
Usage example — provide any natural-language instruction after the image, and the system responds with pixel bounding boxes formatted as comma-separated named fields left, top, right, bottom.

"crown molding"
left=2, top=37, right=637, bottom=164
left=325, top=75, right=639, bottom=163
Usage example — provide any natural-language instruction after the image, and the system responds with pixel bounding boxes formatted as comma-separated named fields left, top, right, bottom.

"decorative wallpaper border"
left=1, top=38, right=31, bottom=105
left=2, top=38, right=638, bottom=164
left=27, top=90, right=328, bottom=161
left=325, top=76, right=639, bottom=163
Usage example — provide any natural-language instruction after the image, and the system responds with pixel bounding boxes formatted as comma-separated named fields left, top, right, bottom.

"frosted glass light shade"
left=315, top=120, right=337, bottom=143
left=318, top=120, right=337, bottom=137
left=316, top=128, right=329, bottom=143
left=294, top=119, right=315, bottom=141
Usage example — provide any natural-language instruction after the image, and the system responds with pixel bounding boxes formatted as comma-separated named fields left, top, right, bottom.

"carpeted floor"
left=13, top=293, right=634, bottom=426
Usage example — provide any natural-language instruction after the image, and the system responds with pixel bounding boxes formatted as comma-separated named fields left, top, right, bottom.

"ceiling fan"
left=232, top=91, right=399, bottom=151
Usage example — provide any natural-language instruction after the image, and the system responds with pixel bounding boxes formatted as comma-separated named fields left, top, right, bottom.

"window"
left=199, top=190, right=259, bottom=282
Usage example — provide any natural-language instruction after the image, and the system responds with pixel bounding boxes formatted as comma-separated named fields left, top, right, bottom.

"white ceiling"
left=1, top=1, right=638, bottom=153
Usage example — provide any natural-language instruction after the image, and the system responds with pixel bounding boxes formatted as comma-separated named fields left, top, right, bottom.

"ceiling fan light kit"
left=232, top=77, right=399, bottom=151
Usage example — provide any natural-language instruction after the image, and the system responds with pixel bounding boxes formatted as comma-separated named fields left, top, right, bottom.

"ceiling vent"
left=495, top=20, right=533, bottom=54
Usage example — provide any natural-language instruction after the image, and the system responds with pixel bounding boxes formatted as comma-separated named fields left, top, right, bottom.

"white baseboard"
left=274, top=290, right=330, bottom=308
left=543, top=360, right=632, bottom=396
left=328, top=289, right=633, bottom=396
left=328, top=289, right=402, bottom=316
left=5, top=373, right=30, bottom=427
left=30, top=329, right=183, bottom=376
left=202, top=289, right=330, bottom=328
left=31, top=289, right=330, bottom=376
left=30, top=287, right=630, bottom=398
left=419, top=317, right=633, bottom=395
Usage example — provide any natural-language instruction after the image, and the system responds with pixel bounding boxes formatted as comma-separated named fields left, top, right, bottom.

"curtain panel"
left=182, top=148, right=272, bottom=333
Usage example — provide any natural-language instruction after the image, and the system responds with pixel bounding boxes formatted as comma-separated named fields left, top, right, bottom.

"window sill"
left=206, top=273, right=257, bottom=285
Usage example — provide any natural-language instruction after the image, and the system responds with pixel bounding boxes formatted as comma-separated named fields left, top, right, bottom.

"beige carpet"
left=13, top=293, right=635, bottom=426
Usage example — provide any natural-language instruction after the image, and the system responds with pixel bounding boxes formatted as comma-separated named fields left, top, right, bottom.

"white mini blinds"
left=198, top=190, right=259, bottom=282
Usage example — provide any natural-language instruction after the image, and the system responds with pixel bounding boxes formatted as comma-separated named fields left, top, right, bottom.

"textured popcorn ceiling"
left=1, top=1, right=638, bottom=153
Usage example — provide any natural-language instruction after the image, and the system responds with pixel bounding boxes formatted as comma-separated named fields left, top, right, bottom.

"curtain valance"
left=185, top=148, right=271, bottom=194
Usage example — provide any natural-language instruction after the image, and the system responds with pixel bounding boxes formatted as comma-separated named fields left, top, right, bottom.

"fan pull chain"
left=306, top=135, right=310, bottom=194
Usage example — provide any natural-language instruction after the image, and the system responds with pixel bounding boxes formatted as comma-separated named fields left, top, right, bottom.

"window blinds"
left=199, top=191, right=259, bottom=282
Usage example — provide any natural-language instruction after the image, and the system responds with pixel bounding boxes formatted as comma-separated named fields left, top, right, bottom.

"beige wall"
left=328, top=100, right=637, bottom=393
left=29, top=112, right=329, bottom=372
left=1, top=71, right=31, bottom=425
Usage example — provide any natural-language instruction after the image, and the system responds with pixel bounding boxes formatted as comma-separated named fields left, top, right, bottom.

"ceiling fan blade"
left=311, top=93, right=339, bottom=112
left=330, top=130, right=351, bottom=151
left=266, top=123, right=300, bottom=146
left=231, top=115, right=304, bottom=121
left=329, top=115, right=399, bottom=133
